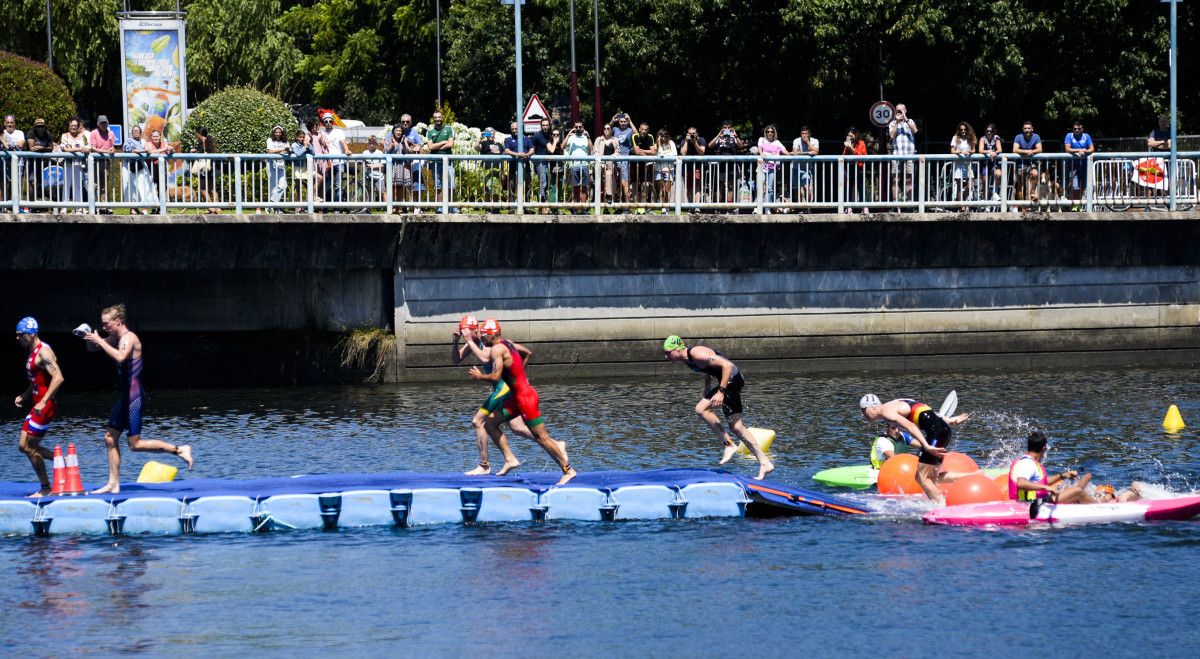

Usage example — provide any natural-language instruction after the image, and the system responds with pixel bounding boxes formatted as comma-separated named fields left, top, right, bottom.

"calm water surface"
left=2, top=368, right=1198, bottom=656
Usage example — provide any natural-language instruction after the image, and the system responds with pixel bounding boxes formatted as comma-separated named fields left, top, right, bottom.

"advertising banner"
left=119, top=17, right=188, bottom=149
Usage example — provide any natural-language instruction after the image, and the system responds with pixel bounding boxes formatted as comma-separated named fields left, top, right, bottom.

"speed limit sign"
left=870, top=101, right=895, bottom=127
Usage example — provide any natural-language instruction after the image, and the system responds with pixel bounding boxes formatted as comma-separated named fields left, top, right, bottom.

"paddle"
left=938, top=390, right=958, bottom=420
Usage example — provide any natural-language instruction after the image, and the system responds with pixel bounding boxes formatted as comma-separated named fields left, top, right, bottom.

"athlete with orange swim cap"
left=468, top=318, right=576, bottom=485
left=452, top=314, right=531, bottom=475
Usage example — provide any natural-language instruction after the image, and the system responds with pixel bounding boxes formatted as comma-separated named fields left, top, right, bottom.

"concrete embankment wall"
left=2, top=212, right=1199, bottom=387
left=396, top=214, right=1200, bottom=380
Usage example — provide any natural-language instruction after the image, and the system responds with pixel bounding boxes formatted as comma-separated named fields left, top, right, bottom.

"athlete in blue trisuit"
left=83, top=304, right=193, bottom=494
left=452, top=314, right=531, bottom=475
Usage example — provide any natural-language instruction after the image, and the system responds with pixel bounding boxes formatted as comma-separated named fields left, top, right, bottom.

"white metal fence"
left=3, top=151, right=1196, bottom=215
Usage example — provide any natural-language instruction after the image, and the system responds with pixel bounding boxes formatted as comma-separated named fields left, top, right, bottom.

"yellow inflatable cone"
left=1163, top=405, right=1186, bottom=434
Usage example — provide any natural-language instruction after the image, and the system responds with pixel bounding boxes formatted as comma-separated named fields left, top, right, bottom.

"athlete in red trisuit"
left=14, top=317, right=65, bottom=497
left=468, top=319, right=577, bottom=485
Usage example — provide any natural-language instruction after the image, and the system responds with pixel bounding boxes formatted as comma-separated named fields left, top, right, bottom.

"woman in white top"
left=59, top=117, right=91, bottom=210
left=949, top=121, right=977, bottom=201
left=122, top=125, right=158, bottom=213
left=361, top=135, right=387, bottom=203
left=654, top=128, right=677, bottom=207
left=266, top=125, right=291, bottom=206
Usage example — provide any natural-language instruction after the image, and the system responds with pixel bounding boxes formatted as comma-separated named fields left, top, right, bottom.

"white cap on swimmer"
left=859, top=394, right=881, bottom=409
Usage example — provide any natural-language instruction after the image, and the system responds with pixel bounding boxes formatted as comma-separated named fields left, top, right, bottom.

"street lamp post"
left=1164, top=0, right=1180, bottom=211
left=46, top=0, right=53, bottom=69
left=569, top=0, right=579, bottom=124
left=513, top=0, right=524, bottom=210
left=436, top=0, right=442, bottom=107
left=592, top=0, right=602, bottom=136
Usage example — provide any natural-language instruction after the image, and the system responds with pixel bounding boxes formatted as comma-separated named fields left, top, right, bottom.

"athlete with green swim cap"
left=452, top=314, right=530, bottom=475
left=662, top=335, right=773, bottom=479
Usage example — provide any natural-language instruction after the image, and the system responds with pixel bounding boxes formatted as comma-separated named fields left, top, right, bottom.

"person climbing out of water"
left=468, top=319, right=576, bottom=485
left=1008, top=431, right=1091, bottom=505
left=859, top=394, right=971, bottom=503
left=870, top=423, right=915, bottom=470
left=662, top=335, right=773, bottom=480
left=14, top=317, right=65, bottom=497
left=1090, top=482, right=1144, bottom=503
left=82, top=304, right=193, bottom=494
left=452, top=313, right=530, bottom=476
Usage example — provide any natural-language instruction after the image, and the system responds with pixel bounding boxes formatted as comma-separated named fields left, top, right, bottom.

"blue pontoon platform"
left=0, top=469, right=868, bottom=536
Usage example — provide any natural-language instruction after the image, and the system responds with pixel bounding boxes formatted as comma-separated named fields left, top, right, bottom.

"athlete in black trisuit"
left=662, top=335, right=773, bottom=479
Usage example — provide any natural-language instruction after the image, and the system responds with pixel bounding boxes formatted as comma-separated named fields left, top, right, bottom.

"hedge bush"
left=181, top=86, right=296, bottom=154
left=0, top=50, right=77, bottom=134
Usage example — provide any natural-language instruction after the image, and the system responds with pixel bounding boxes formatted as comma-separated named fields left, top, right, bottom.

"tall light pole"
left=592, top=0, right=602, bottom=136
left=513, top=0, right=524, bottom=207
left=568, top=0, right=579, bottom=124
left=45, top=0, right=53, bottom=69
left=436, top=0, right=442, bottom=107
left=1165, top=0, right=1179, bottom=211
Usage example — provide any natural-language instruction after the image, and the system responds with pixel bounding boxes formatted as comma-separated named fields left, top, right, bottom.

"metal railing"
left=3, top=151, right=1197, bottom=215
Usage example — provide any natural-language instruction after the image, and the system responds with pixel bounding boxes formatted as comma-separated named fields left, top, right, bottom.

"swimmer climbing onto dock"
left=859, top=394, right=970, bottom=503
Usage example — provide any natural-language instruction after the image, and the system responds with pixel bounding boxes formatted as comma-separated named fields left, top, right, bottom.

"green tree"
left=0, top=50, right=78, bottom=133
left=180, top=0, right=304, bottom=99
left=181, top=86, right=296, bottom=153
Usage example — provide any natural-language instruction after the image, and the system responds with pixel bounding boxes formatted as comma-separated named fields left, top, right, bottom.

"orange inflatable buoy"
left=941, top=451, right=979, bottom=474
left=945, top=473, right=1007, bottom=506
left=877, top=454, right=921, bottom=494
left=993, top=472, right=1011, bottom=498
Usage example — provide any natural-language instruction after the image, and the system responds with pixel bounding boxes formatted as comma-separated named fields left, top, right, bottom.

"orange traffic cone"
left=50, top=445, right=66, bottom=495
left=63, top=443, right=85, bottom=495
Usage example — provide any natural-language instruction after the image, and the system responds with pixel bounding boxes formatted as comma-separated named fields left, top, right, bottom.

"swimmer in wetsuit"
left=468, top=319, right=576, bottom=485
left=662, top=335, right=773, bottom=480
left=14, top=317, right=65, bottom=497
left=452, top=314, right=532, bottom=475
left=859, top=394, right=971, bottom=503
left=83, top=304, right=193, bottom=494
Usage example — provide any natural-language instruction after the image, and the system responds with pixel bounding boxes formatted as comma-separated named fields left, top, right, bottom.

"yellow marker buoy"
left=137, top=460, right=178, bottom=483
left=737, top=427, right=775, bottom=455
left=1163, top=404, right=1186, bottom=433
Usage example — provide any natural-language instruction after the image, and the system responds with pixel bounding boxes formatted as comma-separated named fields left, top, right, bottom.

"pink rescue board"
left=922, top=495, right=1200, bottom=527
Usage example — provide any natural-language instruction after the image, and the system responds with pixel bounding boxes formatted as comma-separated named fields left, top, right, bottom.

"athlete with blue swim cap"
left=14, top=316, right=66, bottom=496
left=82, top=304, right=193, bottom=494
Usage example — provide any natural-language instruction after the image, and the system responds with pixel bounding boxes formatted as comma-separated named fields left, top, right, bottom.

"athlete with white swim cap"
left=14, top=317, right=65, bottom=497
left=859, top=394, right=971, bottom=502
left=452, top=314, right=531, bottom=475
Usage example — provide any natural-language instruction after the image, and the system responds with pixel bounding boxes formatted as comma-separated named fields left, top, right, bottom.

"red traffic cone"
left=51, top=445, right=66, bottom=495
left=63, top=443, right=85, bottom=495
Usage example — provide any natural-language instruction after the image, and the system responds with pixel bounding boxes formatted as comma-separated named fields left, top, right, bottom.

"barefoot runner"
left=13, top=317, right=64, bottom=497
left=661, top=335, right=774, bottom=480
left=468, top=319, right=576, bottom=485
left=452, top=314, right=531, bottom=475
left=83, top=304, right=193, bottom=494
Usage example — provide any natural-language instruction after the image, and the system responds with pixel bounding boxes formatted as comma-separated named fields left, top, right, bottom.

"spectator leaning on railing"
left=89, top=116, right=116, bottom=212
left=757, top=124, right=787, bottom=210
left=654, top=128, right=677, bottom=209
left=632, top=121, right=656, bottom=207
left=502, top=120, right=533, bottom=204
left=319, top=112, right=349, bottom=204
left=288, top=128, right=313, bottom=204
left=425, top=111, right=455, bottom=207
left=363, top=135, right=386, bottom=203
left=122, top=124, right=157, bottom=213
left=24, top=119, right=55, bottom=208
left=59, top=117, right=91, bottom=212
left=593, top=124, right=618, bottom=204
left=790, top=126, right=819, bottom=207
left=1012, top=120, right=1043, bottom=201
left=1148, top=114, right=1171, bottom=152
left=565, top=120, right=592, bottom=204
left=0, top=115, right=23, bottom=205
left=978, top=123, right=1004, bottom=200
left=266, top=125, right=290, bottom=206
left=1063, top=120, right=1094, bottom=203
left=611, top=113, right=634, bottom=205
left=842, top=126, right=868, bottom=214
left=950, top=121, right=977, bottom=202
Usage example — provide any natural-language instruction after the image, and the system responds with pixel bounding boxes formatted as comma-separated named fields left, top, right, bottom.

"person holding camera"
left=888, top=103, right=918, bottom=203
left=678, top=126, right=706, bottom=206
left=708, top=120, right=743, bottom=203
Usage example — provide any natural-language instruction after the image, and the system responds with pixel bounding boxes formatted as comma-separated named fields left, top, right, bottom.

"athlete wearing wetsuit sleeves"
left=899, top=398, right=951, bottom=465
left=108, top=355, right=145, bottom=436
left=23, top=340, right=58, bottom=436
left=684, top=347, right=746, bottom=416
left=498, top=339, right=543, bottom=426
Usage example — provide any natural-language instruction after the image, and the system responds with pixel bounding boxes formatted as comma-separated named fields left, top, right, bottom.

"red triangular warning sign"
left=522, top=94, right=550, bottom=127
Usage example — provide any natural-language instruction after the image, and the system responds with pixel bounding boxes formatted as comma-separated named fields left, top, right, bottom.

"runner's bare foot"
left=720, top=443, right=739, bottom=465
left=754, top=461, right=775, bottom=480
left=463, top=465, right=490, bottom=476
left=26, top=487, right=52, bottom=498
left=555, top=467, right=577, bottom=486
left=91, top=481, right=120, bottom=494
left=177, top=445, right=194, bottom=470
left=496, top=459, right=521, bottom=476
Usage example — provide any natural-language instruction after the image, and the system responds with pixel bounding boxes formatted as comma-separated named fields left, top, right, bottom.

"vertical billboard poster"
left=119, top=18, right=188, bottom=149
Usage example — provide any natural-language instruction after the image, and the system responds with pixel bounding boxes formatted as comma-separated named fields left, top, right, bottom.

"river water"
left=2, top=368, right=1198, bottom=656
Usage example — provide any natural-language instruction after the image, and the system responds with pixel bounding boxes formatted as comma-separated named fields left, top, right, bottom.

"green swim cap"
left=663, top=335, right=686, bottom=351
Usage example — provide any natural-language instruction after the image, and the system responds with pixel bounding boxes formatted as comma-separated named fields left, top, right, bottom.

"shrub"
left=181, top=86, right=296, bottom=153
left=0, top=50, right=77, bottom=134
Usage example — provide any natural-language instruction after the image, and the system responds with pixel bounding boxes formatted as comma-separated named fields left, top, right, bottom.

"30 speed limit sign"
left=869, top=101, right=895, bottom=127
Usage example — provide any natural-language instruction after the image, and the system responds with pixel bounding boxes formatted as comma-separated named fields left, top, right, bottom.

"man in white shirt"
left=888, top=103, right=918, bottom=202
left=790, top=126, right=819, bottom=205
left=320, top=112, right=349, bottom=203
left=1, top=115, right=24, bottom=204
left=1009, top=431, right=1089, bottom=504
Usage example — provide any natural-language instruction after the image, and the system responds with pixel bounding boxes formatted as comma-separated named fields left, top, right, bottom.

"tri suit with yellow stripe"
left=901, top=398, right=952, bottom=466
left=685, top=346, right=746, bottom=417
left=473, top=338, right=514, bottom=416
